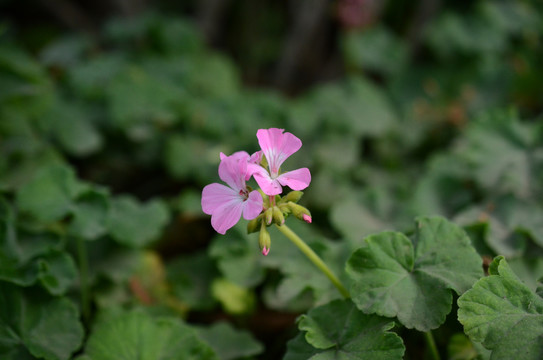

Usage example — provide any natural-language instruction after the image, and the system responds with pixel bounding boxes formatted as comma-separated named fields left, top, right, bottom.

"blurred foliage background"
left=1, top=0, right=543, bottom=359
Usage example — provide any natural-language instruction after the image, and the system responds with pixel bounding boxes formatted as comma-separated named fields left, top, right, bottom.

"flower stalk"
left=76, top=236, right=91, bottom=323
left=275, top=223, right=350, bottom=299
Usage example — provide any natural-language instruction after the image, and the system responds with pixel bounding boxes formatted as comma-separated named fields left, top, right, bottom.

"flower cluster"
left=201, top=128, right=312, bottom=254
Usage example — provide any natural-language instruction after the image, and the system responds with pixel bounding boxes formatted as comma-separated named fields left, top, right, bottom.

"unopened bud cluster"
left=247, top=190, right=312, bottom=255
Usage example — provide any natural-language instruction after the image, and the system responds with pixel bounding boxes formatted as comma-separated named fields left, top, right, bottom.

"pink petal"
left=218, top=151, right=250, bottom=191
left=210, top=198, right=245, bottom=234
left=246, top=151, right=263, bottom=180
left=248, top=163, right=282, bottom=195
left=276, top=168, right=311, bottom=191
left=256, top=129, right=302, bottom=175
left=202, top=183, right=239, bottom=215
left=249, top=151, right=263, bottom=164
left=242, top=190, right=263, bottom=219
left=262, top=247, right=270, bottom=256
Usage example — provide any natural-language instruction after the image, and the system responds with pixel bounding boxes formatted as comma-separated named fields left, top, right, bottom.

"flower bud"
left=259, top=223, right=271, bottom=256
left=272, top=206, right=285, bottom=225
left=287, top=202, right=312, bottom=223
left=247, top=217, right=260, bottom=234
left=264, top=208, right=273, bottom=225
left=281, top=191, right=303, bottom=204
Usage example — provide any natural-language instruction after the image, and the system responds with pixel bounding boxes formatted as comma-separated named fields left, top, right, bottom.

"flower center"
left=239, top=189, right=249, bottom=199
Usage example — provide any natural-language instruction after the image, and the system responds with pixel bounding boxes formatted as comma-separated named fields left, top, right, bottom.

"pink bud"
left=303, top=214, right=312, bottom=223
left=262, top=247, right=270, bottom=256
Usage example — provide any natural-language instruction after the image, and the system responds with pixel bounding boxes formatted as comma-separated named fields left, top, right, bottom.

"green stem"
left=77, top=236, right=90, bottom=323
left=424, top=331, right=440, bottom=360
left=275, top=224, right=350, bottom=299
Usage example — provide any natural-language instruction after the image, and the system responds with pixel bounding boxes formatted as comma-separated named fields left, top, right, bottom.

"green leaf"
left=342, top=26, right=408, bottom=77
left=284, top=299, right=405, bottom=360
left=41, top=98, right=103, bottom=156
left=208, top=224, right=265, bottom=287
left=0, top=282, right=84, bottom=360
left=457, top=110, right=537, bottom=198
left=346, top=216, right=483, bottom=331
left=0, top=135, right=62, bottom=193
left=447, top=333, right=490, bottom=360
left=167, top=251, right=218, bottom=311
left=0, top=256, right=40, bottom=287
left=107, top=196, right=170, bottom=248
left=182, top=54, right=240, bottom=100
left=0, top=250, right=77, bottom=296
left=107, top=66, right=184, bottom=140
left=425, top=9, right=507, bottom=58
left=195, top=322, right=263, bottom=360
left=536, top=277, right=543, bottom=299
left=314, top=134, right=359, bottom=172
left=83, top=309, right=217, bottom=360
left=211, top=278, right=255, bottom=315
left=69, top=188, right=110, bottom=240
left=0, top=198, right=63, bottom=264
left=1, top=202, right=72, bottom=291
left=411, top=154, right=476, bottom=218
left=0, top=46, right=52, bottom=99
left=164, top=134, right=217, bottom=182
left=458, top=256, right=543, bottom=360
left=37, top=252, right=78, bottom=296
left=39, top=34, right=90, bottom=68
left=454, top=196, right=543, bottom=257
left=152, top=18, right=204, bottom=55
left=67, top=54, right=125, bottom=98
left=330, top=193, right=390, bottom=242
left=306, top=77, right=397, bottom=137
left=508, top=257, right=543, bottom=292
left=16, top=164, right=88, bottom=223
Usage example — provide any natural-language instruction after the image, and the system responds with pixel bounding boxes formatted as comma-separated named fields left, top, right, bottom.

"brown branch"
left=197, top=0, right=234, bottom=44
left=274, top=0, right=330, bottom=90
left=39, top=0, right=98, bottom=37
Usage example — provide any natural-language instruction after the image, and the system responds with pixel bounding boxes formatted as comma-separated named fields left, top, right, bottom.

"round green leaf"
left=0, top=283, right=84, bottom=360
left=284, top=299, right=405, bottom=360
left=69, top=189, right=110, bottom=240
left=37, top=252, right=78, bottom=296
left=41, top=98, right=103, bottom=156
left=107, top=196, right=170, bottom=248
left=16, top=164, right=88, bottom=223
left=458, top=256, right=543, bottom=360
left=346, top=216, right=483, bottom=331
left=195, top=322, right=263, bottom=360
left=1, top=202, right=75, bottom=293
left=458, top=111, right=536, bottom=198
left=83, top=310, right=217, bottom=360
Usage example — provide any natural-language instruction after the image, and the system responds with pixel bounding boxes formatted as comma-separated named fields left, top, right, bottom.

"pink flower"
left=202, top=151, right=263, bottom=234
left=248, top=128, right=311, bottom=196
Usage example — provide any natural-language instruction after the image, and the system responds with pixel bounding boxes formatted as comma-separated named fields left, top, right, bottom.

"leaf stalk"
left=424, top=331, right=440, bottom=360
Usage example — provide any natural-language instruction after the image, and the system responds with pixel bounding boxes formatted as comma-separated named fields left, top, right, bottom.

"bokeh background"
left=1, top=0, right=543, bottom=359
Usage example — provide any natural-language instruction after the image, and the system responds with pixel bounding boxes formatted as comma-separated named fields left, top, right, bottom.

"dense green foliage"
left=1, top=1, right=543, bottom=359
